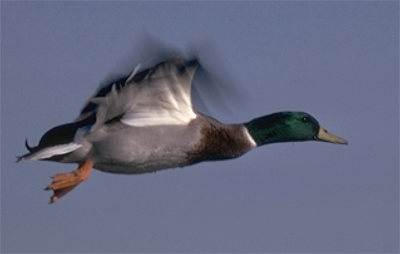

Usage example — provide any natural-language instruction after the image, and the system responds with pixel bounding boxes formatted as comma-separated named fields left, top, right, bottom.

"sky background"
left=1, top=1, right=399, bottom=253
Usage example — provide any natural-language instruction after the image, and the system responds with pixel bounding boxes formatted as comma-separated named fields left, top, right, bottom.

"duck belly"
left=92, top=146, right=191, bottom=174
left=89, top=125, right=199, bottom=174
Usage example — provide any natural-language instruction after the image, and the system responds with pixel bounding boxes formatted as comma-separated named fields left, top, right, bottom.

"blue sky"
left=1, top=1, right=399, bottom=253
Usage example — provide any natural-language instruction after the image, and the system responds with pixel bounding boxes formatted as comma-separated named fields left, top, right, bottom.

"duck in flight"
left=18, top=57, right=348, bottom=203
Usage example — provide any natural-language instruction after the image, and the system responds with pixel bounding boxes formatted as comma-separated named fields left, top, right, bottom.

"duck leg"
left=45, top=160, right=93, bottom=203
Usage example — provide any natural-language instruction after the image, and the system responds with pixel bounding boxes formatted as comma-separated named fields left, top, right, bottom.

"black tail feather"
left=25, top=139, right=35, bottom=152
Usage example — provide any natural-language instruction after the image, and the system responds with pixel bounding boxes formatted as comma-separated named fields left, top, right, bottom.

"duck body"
left=18, top=56, right=347, bottom=203
left=83, top=113, right=254, bottom=174
left=22, top=111, right=255, bottom=175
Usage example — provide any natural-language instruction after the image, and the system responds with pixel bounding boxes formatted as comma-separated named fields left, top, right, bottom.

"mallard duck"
left=18, top=57, right=347, bottom=203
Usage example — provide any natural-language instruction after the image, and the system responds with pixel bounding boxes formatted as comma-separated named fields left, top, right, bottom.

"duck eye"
left=302, top=117, right=309, bottom=123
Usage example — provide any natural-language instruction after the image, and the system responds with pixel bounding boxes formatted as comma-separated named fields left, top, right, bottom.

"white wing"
left=76, top=58, right=199, bottom=131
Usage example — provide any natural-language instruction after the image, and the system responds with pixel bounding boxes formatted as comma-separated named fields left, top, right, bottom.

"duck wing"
left=76, top=58, right=199, bottom=131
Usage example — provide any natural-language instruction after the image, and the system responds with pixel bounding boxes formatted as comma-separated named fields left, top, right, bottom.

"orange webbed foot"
left=45, top=160, right=93, bottom=203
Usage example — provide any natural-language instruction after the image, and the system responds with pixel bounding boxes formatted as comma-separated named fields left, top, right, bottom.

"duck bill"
left=316, top=125, right=348, bottom=145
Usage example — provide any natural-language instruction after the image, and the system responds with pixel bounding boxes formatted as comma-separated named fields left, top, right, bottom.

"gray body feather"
left=55, top=114, right=254, bottom=174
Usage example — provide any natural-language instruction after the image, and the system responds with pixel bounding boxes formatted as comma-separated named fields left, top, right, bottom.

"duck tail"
left=16, top=139, right=37, bottom=162
left=25, top=139, right=34, bottom=152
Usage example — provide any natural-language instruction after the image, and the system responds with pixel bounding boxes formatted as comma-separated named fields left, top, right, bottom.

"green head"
left=244, top=111, right=348, bottom=146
